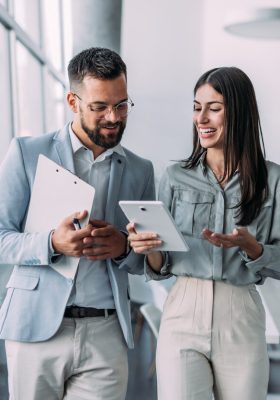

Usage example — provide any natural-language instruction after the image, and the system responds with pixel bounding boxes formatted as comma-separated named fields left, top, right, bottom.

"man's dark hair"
left=68, top=47, right=127, bottom=90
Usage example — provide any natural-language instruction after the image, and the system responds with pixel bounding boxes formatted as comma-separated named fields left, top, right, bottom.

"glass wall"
left=16, top=41, right=44, bottom=136
left=14, top=0, right=41, bottom=46
left=45, top=71, right=66, bottom=132
left=42, top=0, right=63, bottom=70
left=0, top=0, right=71, bottom=149
left=0, top=23, right=13, bottom=160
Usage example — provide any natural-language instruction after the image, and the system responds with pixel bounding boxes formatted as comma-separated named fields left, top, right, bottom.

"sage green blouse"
left=147, top=154, right=280, bottom=286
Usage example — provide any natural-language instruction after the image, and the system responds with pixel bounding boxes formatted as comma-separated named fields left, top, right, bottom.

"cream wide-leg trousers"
left=156, top=277, right=269, bottom=400
left=5, top=313, right=128, bottom=400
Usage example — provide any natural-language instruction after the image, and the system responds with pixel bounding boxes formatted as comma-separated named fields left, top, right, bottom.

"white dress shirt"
left=67, top=125, right=126, bottom=308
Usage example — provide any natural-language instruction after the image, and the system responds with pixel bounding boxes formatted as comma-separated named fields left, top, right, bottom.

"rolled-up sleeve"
left=246, top=188, right=280, bottom=279
left=144, top=252, right=172, bottom=281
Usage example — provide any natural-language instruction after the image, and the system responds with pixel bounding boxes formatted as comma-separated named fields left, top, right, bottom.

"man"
left=0, top=47, right=155, bottom=400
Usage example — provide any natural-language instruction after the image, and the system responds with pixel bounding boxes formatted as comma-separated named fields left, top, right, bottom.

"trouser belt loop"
left=104, top=309, right=109, bottom=319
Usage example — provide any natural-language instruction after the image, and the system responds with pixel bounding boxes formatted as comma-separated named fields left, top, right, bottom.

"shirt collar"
left=198, top=151, right=239, bottom=177
left=68, top=123, right=126, bottom=161
left=198, top=151, right=208, bottom=174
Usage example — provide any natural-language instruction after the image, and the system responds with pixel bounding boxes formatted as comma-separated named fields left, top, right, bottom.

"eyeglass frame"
left=72, top=93, right=134, bottom=119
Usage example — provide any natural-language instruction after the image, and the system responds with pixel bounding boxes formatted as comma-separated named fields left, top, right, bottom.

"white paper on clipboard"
left=24, top=154, right=95, bottom=279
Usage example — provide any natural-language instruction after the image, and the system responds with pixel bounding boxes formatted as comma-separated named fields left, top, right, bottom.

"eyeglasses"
left=73, top=93, right=134, bottom=119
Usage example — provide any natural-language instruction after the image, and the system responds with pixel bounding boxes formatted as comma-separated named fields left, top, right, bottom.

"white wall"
left=122, top=0, right=280, bottom=181
left=121, top=0, right=204, bottom=184
left=201, top=0, right=280, bottom=164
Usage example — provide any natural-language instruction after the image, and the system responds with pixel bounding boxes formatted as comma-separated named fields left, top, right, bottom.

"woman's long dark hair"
left=185, top=67, right=268, bottom=226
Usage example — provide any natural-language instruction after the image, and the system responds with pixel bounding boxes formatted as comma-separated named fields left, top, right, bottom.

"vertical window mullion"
left=9, top=30, right=19, bottom=137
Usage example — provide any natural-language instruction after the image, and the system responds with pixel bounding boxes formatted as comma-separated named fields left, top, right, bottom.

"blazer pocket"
left=172, top=189, right=214, bottom=238
left=6, top=274, right=40, bottom=290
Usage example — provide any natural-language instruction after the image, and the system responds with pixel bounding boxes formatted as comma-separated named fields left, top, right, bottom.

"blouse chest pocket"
left=172, top=189, right=214, bottom=238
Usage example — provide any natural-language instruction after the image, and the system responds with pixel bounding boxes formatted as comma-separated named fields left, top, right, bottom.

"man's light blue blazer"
left=0, top=125, right=155, bottom=348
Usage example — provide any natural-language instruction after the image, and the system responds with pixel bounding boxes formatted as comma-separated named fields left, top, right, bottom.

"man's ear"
left=67, top=91, right=78, bottom=113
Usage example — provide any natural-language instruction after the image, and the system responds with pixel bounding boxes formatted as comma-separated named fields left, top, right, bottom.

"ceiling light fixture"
left=224, top=8, right=280, bottom=39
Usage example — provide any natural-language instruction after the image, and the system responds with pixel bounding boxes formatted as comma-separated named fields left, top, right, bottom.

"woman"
left=127, top=67, right=280, bottom=400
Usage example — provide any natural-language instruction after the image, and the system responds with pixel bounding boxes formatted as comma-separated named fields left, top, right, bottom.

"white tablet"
left=119, top=200, right=189, bottom=252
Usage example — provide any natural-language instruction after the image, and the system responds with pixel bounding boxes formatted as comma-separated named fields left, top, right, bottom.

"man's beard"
left=80, top=115, right=126, bottom=149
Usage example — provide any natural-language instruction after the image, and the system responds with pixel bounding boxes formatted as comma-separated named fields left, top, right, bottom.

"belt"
left=64, top=306, right=115, bottom=318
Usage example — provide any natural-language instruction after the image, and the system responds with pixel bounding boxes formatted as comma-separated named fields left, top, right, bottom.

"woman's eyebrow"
left=193, top=100, right=224, bottom=105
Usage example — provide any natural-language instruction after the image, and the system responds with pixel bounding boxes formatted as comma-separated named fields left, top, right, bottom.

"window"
left=16, top=41, right=44, bottom=136
left=45, top=72, right=65, bottom=132
left=42, top=0, right=63, bottom=70
left=1, top=0, right=70, bottom=139
left=14, top=0, right=41, bottom=46
left=0, top=24, right=13, bottom=161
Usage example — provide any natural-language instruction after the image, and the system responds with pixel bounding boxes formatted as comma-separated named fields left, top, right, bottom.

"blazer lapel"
left=53, top=124, right=75, bottom=173
left=105, top=152, right=126, bottom=224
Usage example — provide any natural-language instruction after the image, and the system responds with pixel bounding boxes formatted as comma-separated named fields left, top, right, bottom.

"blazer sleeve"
left=0, top=138, right=51, bottom=266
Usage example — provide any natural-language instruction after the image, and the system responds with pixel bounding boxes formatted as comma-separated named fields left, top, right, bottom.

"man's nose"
left=104, top=107, right=120, bottom=123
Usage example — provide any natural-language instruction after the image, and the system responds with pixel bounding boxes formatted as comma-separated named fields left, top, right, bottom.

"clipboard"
left=24, top=154, right=95, bottom=279
left=119, top=201, right=189, bottom=252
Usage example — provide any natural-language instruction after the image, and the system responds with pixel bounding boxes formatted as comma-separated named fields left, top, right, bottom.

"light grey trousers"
left=5, top=313, right=128, bottom=400
left=156, top=277, right=269, bottom=400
